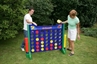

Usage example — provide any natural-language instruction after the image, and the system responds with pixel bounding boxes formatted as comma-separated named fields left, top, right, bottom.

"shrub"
left=0, top=0, right=27, bottom=40
left=51, top=0, right=97, bottom=27
left=81, top=28, right=97, bottom=38
left=26, top=0, right=54, bottom=25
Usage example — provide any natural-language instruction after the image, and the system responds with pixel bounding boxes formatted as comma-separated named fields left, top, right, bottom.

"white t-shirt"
left=23, top=14, right=33, bottom=30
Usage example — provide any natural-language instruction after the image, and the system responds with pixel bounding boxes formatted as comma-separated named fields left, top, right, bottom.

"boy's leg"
left=21, top=40, right=25, bottom=51
left=21, top=30, right=28, bottom=51
left=21, top=40, right=25, bottom=48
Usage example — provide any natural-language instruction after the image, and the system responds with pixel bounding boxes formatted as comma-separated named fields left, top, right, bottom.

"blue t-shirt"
left=67, top=15, right=80, bottom=29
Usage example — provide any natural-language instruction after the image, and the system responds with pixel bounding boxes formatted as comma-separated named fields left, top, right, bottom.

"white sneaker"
left=21, top=48, right=25, bottom=51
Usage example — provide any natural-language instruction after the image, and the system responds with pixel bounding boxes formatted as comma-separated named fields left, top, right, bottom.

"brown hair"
left=28, top=7, right=34, bottom=11
left=69, top=10, right=77, bottom=17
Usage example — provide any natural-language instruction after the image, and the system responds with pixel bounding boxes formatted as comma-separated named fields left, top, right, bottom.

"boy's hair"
left=28, top=7, right=34, bottom=11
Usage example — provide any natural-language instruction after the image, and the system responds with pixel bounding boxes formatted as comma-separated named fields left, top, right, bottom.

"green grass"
left=0, top=32, right=97, bottom=64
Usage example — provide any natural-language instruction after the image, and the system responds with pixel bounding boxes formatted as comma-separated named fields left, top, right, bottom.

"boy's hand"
left=32, top=22, right=37, bottom=26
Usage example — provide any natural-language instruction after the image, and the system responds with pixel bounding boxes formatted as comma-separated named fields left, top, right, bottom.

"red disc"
left=58, top=46, right=62, bottom=49
left=36, top=30, right=39, bottom=34
left=36, top=42, right=39, bottom=45
left=36, top=49, right=39, bottom=52
left=50, top=44, right=53, bottom=47
left=41, top=38, right=44, bottom=41
left=50, top=47, right=53, bottom=50
left=36, top=46, right=39, bottom=49
left=46, top=47, right=48, bottom=50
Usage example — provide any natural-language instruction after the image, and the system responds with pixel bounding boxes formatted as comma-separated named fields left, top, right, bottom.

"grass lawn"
left=0, top=32, right=97, bottom=64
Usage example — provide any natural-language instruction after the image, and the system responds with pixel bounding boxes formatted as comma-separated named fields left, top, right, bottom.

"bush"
left=0, top=0, right=97, bottom=40
left=27, top=0, right=54, bottom=25
left=0, top=0, right=27, bottom=40
left=81, top=28, right=97, bottom=38
left=51, top=0, right=97, bottom=27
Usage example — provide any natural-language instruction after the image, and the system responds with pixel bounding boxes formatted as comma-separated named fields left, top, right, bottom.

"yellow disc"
left=41, top=41, right=44, bottom=44
left=57, top=19, right=62, bottom=23
left=36, top=38, right=39, bottom=41
left=31, top=26, right=35, bottom=30
left=54, top=43, right=57, bottom=45
left=54, top=47, right=57, bottom=49
left=50, top=40, right=53, bottom=43
left=41, top=48, right=44, bottom=51
left=31, top=49, right=35, bottom=52
left=41, top=45, right=44, bottom=47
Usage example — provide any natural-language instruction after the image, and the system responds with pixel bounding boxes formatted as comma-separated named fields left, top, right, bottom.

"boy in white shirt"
left=21, top=7, right=37, bottom=51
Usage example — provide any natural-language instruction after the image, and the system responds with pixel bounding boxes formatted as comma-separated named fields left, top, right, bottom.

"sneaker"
left=21, top=48, right=25, bottom=51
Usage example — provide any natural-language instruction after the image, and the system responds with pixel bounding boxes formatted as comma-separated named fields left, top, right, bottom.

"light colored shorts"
left=68, top=28, right=77, bottom=41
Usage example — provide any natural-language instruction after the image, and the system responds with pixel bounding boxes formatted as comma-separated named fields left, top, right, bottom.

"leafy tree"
left=0, top=0, right=27, bottom=40
left=27, top=0, right=54, bottom=25
left=51, top=0, right=97, bottom=27
left=0, top=0, right=97, bottom=40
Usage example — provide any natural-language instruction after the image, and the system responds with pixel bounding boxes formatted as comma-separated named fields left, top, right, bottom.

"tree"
left=51, top=0, right=97, bottom=27
left=0, top=0, right=27, bottom=40
left=27, top=0, right=54, bottom=25
left=0, top=0, right=97, bottom=40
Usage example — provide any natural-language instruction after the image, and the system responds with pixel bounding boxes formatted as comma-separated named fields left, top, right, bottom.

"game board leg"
left=26, top=52, right=32, bottom=59
left=61, top=24, right=66, bottom=54
left=26, top=25, right=32, bottom=59
left=61, top=48, right=66, bottom=54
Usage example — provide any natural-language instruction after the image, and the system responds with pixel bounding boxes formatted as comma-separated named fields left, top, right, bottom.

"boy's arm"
left=26, top=19, right=37, bottom=26
left=26, top=19, right=32, bottom=24
left=61, top=20, right=68, bottom=24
